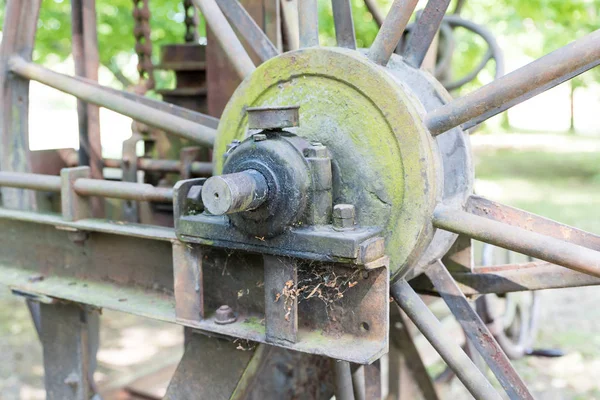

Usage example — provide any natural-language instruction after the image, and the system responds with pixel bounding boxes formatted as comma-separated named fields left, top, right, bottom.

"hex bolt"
left=201, top=169, right=269, bottom=215
left=333, top=204, right=355, bottom=230
left=186, top=185, right=204, bottom=210
left=303, top=143, right=328, bottom=158
left=253, top=133, right=267, bottom=142
left=215, top=305, right=237, bottom=325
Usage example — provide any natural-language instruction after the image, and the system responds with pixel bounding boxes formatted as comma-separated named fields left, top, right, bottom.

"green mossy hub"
left=214, top=47, right=442, bottom=278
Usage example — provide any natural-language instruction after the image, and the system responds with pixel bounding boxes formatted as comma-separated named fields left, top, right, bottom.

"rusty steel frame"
left=3, top=0, right=600, bottom=398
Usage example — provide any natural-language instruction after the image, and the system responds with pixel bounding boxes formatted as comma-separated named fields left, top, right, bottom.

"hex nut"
left=253, top=133, right=267, bottom=142
left=215, top=305, right=237, bottom=325
left=333, top=204, right=355, bottom=219
left=303, top=143, right=328, bottom=158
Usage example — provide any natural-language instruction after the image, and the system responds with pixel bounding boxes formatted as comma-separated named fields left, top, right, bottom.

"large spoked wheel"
left=190, top=1, right=600, bottom=399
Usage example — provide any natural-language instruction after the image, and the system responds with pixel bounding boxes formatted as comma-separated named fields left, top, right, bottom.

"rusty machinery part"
left=132, top=0, right=155, bottom=92
left=3, top=0, right=600, bottom=399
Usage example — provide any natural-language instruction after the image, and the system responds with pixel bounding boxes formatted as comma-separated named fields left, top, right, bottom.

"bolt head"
left=215, top=305, right=237, bottom=325
left=333, top=204, right=355, bottom=219
left=253, top=133, right=268, bottom=142
left=303, top=144, right=328, bottom=158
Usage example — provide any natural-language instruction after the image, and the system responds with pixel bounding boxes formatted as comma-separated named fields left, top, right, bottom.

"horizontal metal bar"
left=368, top=0, right=418, bottom=65
left=217, top=0, right=279, bottom=63
left=433, top=205, right=600, bottom=278
left=426, top=29, right=600, bottom=135
left=0, top=171, right=61, bottom=192
left=391, top=279, right=502, bottom=400
left=103, top=158, right=213, bottom=176
left=9, top=57, right=216, bottom=146
left=426, top=261, right=533, bottom=400
left=73, top=179, right=173, bottom=202
left=193, top=0, right=256, bottom=79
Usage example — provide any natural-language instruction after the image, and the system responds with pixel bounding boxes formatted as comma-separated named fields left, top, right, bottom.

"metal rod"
left=298, top=0, right=319, bottom=48
left=449, top=262, right=600, bottom=295
left=363, top=0, right=384, bottom=26
left=0, top=172, right=61, bottom=192
left=192, top=0, right=256, bottom=79
left=433, top=205, right=600, bottom=279
left=73, top=179, right=173, bottom=203
left=217, top=0, right=279, bottom=63
left=351, top=365, right=366, bottom=400
left=103, top=158, right=212, bottom=176
left=9, top=57, right=216, bottom=147
left=403, top=0, right=451, bottom=68
left=368, top=0, right=418, bottom=65
left=426, top=29, right=600, bottom=135
left=334, top=360, right=355, bottom=400
left=332, top=0, right=357, bottom=50
left=426, top=261, right=533, bottom=400
left=391, top=279, right=502, bottom=400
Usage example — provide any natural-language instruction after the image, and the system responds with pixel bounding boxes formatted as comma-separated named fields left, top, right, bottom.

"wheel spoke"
left=391, top=279, right=502, bottom=400
left=403, top=0, right=452, bottom=68
left=426, top=29, right=600, bottom=135
left=368, top=0, right=418, bottom=65
left=426, top=261, right=533, bottom=400
left=332, top=0, right=357, bottom=49
left=298, top=0, right=319, bottom=48
left=216, top=0, right=279, bottom=63
left=9, top=57, right=216, bottom=146
left=192, top=0, right=255, bottom=79
left=418, top=261, right=600, bottom=295
left=363, top=0, right=384, bottom=26
left=432, top=200, right=600, bottom=278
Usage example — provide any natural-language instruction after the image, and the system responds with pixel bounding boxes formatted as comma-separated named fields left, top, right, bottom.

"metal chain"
left=183, top=0, right=199, bottom=43
left=132, top=0, right=155, bottom=92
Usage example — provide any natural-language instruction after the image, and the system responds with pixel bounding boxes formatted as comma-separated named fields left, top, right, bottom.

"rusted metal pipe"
left=298, top=0, right=319, bottom=48
left=403, top=0, right=451, bottom=68
left=73, top=179, right=173, bottom=203
left=426, top=29, right=600, bottom=135
left=391, top=279, right=502, bottom=400
left=216, top=0, right=279, bottom=63
left=433, top=205, right=600, bottom=278
left=104, top=158, right=212, bottom=176
left=0, top=172, right=61, bottom=192
left=426, top=261, right=534, bottom=400
left=8, top=56, right=216, bottom=146
left=192, top=0, right=256, bottom=79
left=367, top=0, right=418, bottom=65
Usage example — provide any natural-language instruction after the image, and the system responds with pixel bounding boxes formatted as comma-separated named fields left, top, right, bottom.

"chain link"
left=132, top=0, right=155, bottom=92
left=183, top=0, right=199, bottom=43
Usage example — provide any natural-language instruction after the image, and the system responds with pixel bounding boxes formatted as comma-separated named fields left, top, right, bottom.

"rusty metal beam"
left=193, top=0, right=256, bottom=79
left=403, top=0, right=451, bottom=68
left=426, top=29, right=600, bottom=135
left=298, top=0, right=319, bottom=48
left=391, top=279, right=502, bottom=400
left=433, top=204, right=600, bottom=279
left=9, top=57, right=216, bottom=146
left=368, top=0, right=418, bottom=65
left=426, top=261, right=533, bottom=400
left=217, top=0, right=279, bottom=62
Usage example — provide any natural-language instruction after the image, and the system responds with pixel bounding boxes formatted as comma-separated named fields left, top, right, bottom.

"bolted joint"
left=333, top=204, right=355, bottom=230
left=201, top=170, right=269, bottom=215
left=215, top=305, right=237, bottom=325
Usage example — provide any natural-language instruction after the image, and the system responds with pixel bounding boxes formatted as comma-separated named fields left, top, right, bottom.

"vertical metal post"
left=298, top=0, right=319, bottom=48
left=121, top=134, right=141, bottom=222
left=0, top=0, right=42, bottom=209
left=39, top=302, right=94, bottom=400
left=71, top=0, right=103, bottom=216
left=334, top=360, right=355, bottom=400
left=264, top=255, right=298, bottom=344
